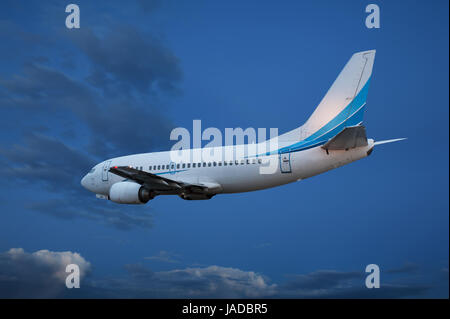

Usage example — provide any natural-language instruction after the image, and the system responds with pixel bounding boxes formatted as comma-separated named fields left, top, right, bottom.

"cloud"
left=278, top=269, right=429, bottom=298
left=386, top=263, right=420, bottom=274
left=0, top=19, right=44, bottom=46
left=0, top=62, right=173, bottom=158
left=99, top=264, right=278, bottom=298
left=90, top=264, right=432, bottom=299
left=0, top=131, right=154, bottom=231
left=144, top=250, right=180, bottom=263
left=68, top=25, right=182, bottom=95
left=0, top=131, right=94, bottom=194
left=0, top=248, right=90, bottom=298
left=27, top=198, right=154, bottom=231
left=0, top=19, right=180, bottom=231
left=0, top=250, right=436, bottom=298
left=283, top=270, right=363, bottom=291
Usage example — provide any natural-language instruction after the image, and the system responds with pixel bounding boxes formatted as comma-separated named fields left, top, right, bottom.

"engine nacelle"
left=179, top=193, right=214, bottom=200
left=109, top=182, right=153, bottom=204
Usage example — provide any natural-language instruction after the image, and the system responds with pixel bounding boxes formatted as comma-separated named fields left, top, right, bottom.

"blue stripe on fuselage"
left=262, top=77, right=371, bottom=155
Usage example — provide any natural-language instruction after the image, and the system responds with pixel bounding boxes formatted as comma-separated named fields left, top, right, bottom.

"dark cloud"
left=83, top=99, right=173, bottom=158
left=144, top=250, right=180, bottom=263
left=68, top=26, right=182, bottom=95
left=0, top=132, right=153, bottom=231
left=28, top=198, right=154, bottom=231
left=0, top=62, right=173, bottom=158
left=0, top=19, right=48, bottom=48
left=0, top=62, right=92, bottom=105
left=278, top=269, right=429, bottom=298
left=283, top=270, right=363, bottom=290
left=386, top=263, right=420, bottom=275
left=0, top=131, right=94, bottom=194
left=0, top=20, right=177, bottom=230
left=0, top=248, right=90, bottom=298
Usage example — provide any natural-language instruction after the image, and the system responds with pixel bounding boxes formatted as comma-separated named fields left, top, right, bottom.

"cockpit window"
left=89, top=168, right=96, bottom=174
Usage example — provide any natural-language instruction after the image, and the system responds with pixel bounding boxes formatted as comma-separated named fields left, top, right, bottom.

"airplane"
left=81, top=50, right=405, bottom=204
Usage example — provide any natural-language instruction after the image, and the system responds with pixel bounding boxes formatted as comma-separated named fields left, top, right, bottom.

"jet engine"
left=109, top=182, right=153, bottom=204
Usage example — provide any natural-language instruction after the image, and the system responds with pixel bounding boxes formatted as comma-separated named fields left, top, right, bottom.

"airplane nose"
left=81, top=174, right=88, bottom=189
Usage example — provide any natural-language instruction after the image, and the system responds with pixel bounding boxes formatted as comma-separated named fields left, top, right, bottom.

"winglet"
left=374, top=138, right=407, bottom=146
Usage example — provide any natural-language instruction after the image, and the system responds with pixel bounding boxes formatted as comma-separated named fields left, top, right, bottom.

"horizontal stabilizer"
left=374, top=138, right=407, bottom=145
left=322, top=125, right=368, bottom=150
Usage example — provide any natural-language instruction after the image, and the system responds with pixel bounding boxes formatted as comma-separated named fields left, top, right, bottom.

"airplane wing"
left=322, top=125, right=368, bottom=151
left=108, top=166, right=212, bottom=194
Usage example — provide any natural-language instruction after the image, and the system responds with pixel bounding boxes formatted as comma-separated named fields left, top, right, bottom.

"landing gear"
left=179, top=193, right=215, bottom=200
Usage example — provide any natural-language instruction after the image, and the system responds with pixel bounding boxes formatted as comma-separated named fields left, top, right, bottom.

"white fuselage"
left=81, top=139, right=375, bottom=198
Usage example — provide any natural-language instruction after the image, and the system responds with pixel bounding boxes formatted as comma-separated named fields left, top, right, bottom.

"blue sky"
left=0, top=0, right=448, bottom=298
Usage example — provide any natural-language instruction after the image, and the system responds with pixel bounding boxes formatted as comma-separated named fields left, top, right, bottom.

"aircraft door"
left=102, top=160, right=112, bottom=181
left=279, top=152, right=292, bottom=173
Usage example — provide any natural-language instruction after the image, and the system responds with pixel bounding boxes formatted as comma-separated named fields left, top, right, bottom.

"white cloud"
left=144, top=250, right=180, bottom=263
left=159, top=265, right=277, bottom=298
left=0, top=249, right=432, bottom=298
left=0, top=248, right=91, bottom=298
left=111, top=264, right=277, bottom=298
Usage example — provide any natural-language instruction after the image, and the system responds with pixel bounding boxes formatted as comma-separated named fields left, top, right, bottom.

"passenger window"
left=235, top=160, right=238, bottom=165
left=252, top=159, right=256, bottom=164
left=177, top=164, right=180, bottom=169
left=229, top=161, right=233, bottom=166
left=224, top=161, right=227, bottom=166
left=241, top=160, right=244, bottom=165
left=218, top=162, right=222, bottom=166
left=258, top=159, right=262, bottom=164
left=158, top=165, right=160, bottom=170
left=187, top=163, right=190, bottom=168
left=203, top=163, right=206, bottom=167
left=193, top=163, right=196, bottom=168
left=246, top=159, right=250, bottom=164
left=213, top=162, right=216, bottom=167
left=208, top=162, right=211, bottom=167
left=149, top=166, right=151, bottom=171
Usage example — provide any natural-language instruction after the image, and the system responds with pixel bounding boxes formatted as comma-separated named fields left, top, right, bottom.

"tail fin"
left=301, top=50, right=376, bottom=138
left=277, top=50, right=376, bottom=146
